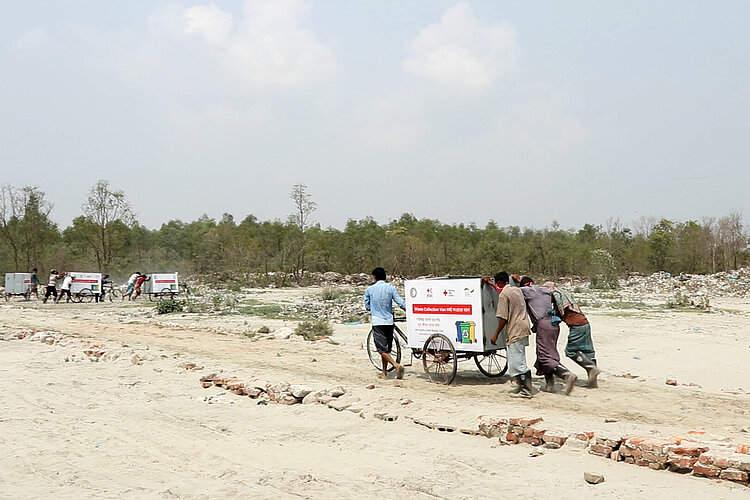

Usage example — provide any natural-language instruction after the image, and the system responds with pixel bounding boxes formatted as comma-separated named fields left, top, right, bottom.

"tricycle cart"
left=4, top=273, right=32, bottom=301
left=367, top=277, right=508, bottom=384
left=69, top=272, right=102, bottom=302
left=144, top=273, right=179, bottom=301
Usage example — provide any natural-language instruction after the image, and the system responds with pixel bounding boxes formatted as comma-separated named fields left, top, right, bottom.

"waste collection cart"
left=4, top=273, right=32, bottom=300
left=143, top=273, right=179, bottom=301
left=69, top=272, right=102, bottom=302
left=403, top=276, right=508, bottom=384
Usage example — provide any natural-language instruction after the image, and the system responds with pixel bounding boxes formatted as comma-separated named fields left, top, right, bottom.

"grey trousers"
left=506, top=336, right=530, bottom=377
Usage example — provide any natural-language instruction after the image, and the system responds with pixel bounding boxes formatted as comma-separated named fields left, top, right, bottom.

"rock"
left=328, top=386, right=346, bottom=398
left=374, top=412, right=398, bottom=422
left=290, top=385, right=313, bottom=399
left=544, top=442, right=561, bottom=449
left=584, top=472, right=605, bottom=484
left=666, top=378, right=678, bottom=386
left=327, top=400, right=351, bottom=411
left=529, top=447, right=544, bottom=457
left=365, top=384, right=375, bottom=390
left=131, top=355, right=143, bottom=365
left=273, top=327, right=294, bottom=340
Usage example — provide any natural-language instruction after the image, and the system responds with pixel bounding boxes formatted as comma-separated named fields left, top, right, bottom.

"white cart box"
left=5, top=273, right=31, bottom=295
left=404, top=277, right=505, bottom=353
left=144, top=273, right=179, bottom=294
left=69, top=272, right=102, bottom=295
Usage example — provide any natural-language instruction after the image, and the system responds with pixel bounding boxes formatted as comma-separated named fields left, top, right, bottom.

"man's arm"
left=392, top=286, right=406, bottom=311
left=491, top=318, right=507, bottom=345
left=364, top=289, right=371, bottom=311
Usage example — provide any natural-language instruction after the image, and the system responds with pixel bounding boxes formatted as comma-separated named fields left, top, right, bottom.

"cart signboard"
left=404, top=277, right=504, bottom=352
left=70, top=272, right=102, bottom=295
left=5, top=273, right=31, bottom=295
left=144, top=273, right=179, bottom=295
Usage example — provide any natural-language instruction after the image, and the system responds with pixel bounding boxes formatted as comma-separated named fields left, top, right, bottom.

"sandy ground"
left=1, top=289, right=749, bottom=499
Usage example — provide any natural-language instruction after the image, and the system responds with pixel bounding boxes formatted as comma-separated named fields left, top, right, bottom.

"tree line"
left=1, top=180, right=748, bottom=286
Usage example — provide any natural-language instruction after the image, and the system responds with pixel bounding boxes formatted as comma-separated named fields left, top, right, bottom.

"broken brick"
left=589, top=444, right=613, bottom=457
left=668, top=443, right=709, bottom=457
left=692, top=464, right=721, bottom=478
left=719, top=469, right=748, bottom=483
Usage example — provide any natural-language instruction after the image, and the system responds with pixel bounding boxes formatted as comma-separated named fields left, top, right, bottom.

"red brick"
left=521, top=436, right=542, bottom=446
left=505, top=432, right=519, bottom=444
left=737, top=444, right=749, bottom=455
left=668, top=443, right=709, bottom=457
left=620, top=447, right=642, bottom=459
left=692, top=464, right=721, bottom=478
left=200, top=381, right=213, bottom=388
left=635, top=459, right=650, bottom=468
left=624, top=457, right=635, bottom=464
left=523, top=427, right=535, bottom=437
left=727, top=454, right=750, bottom=472
left=622, top=435, right=650, bottom=448
left=576, top=431, right=595, bottom=441
left=641, top=451, right=669, bottom=464
left=698, top=453, right=713, bottom=465
left=589, top=444, right=613, bottom=457
left=640, top=437, right=680, bottom=454
left=542, top=431, right=567, bottom=446
left=518, top=416, right=543, bottom=426
left=532, top=428, right=547, bottom=439
left=668, top=455, right=698, bottom=469
left=509, top=425, right=524, bottom=435
left=720, top=469, right=748, bottom=482
left=648, top=462, right=666, bottom=470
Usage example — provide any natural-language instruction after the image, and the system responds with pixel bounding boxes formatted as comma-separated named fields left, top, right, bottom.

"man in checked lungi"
left=519, top=277, right=578, bottom=395
left=364, top=267, right=407, bottom=380
left=542, top=282, right=600, bottom=388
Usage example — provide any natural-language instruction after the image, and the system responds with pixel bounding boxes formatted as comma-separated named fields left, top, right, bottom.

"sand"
left=1, top=290, right=749, bottom=499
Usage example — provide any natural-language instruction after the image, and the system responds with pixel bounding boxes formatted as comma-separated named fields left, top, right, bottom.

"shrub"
left=320, top=287, right=345, bottom=301
left=294, top=318, right=333, bottom=341
left=156, top=299, right=184, bottom=314
left=257, top=325, right=270, bottom=333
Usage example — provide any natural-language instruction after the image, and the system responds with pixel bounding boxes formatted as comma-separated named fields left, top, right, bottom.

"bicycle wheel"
left=109, top=289, right=121, bottom=301
left=367, top=329, right=401, bottom=372
left=79, top=288, right=94, bottom=303
left=474, top=349, right=508, bottom=377
left=158, top=288, right=175, bottom=301
left=422, top=334, right=457, bottom=385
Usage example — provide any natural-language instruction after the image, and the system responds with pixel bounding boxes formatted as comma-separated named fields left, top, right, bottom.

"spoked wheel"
left=78, top=288, right=94, bottom=303
left=108, top=289, right=121, bottom=302
left=474, top=349, right=508, bottom=377
left=422, top=334, right=457, bottom=385
left=367, top=329, right=401, bottom=372
left=158, top=288, right=175, bottom=301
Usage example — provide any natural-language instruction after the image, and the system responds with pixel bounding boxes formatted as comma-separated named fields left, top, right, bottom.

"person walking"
left=30, top=268, right=40, bottom=299
left=364, top=267, right=406, bottom=380
left=124, top=272, right=140, bottom=300
left=519, top=277, right=577, bottom=395
left=543, top=282, right=600, bottom=388
left=132, top=273, right=150, bottom=300
left=487, top=272, right=534, bottom=398
left=42, top=269, right=59, bottom=303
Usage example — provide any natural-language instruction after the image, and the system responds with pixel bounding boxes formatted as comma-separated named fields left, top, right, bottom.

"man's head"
left=371, top=267, right=386, bottom=281
left=519, top=276, right=534, bottom=287
left=32, top=268, right=37, bottom=272
left=493, top=272, right=509, bottom=285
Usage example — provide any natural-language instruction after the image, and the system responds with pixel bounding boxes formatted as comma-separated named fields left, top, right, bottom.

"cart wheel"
left=24, top=290, right=31, bottom=301
left=474, top=349, right=508, bottom=377
left=366, top=329, right=401, bottom=372
left=109, top=289, right=121, bottom=302
left=158, top=288, right=175, bottom=301
left=79, top=288, right=94, bottom=303
left=422, top=334, right=457, bottom=385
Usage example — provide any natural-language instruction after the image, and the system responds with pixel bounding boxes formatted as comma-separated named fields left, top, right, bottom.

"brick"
left=200, top=381, right=213, bottom=388
left=648, top=462, right=666, bottom=470
left=719, top=469, right=748, bottom=482
left=576, top=431, right=595, bottom=441
left=477, top=418, right=508, bottom=438
left=620, top=447, right=642, bottom=459
left=727, top=454, right=750, bottom=472
left=622, top=435, right=650, bottom=449
left=513, top=416, right=543, bottom=427
left=505, top=432, right=519, bottom=444
left=624, top=457, right=635, bottom=464
left=737, top=444, right=749, bottom=455
left=641, top=451, right=669, bottom=464
left=595, top=434, right=622, bottom=448
left=668, top=443, right=709, bottom=457
left=523, top=427, right=535, bottom=437
left=566, top=437, right=589, bottom=450
left=692, top=464, right=721, bottom=478
left=542, top=431, right=568, bottom=446
left=698, top=453, right=713, bottom=465
left=668, top=455, right=698, bottom=470
left=509, top=425, right=524, bottom=435
left=532, top=428, right=547, bottom=439
left=589, top=444, right=613, bottom=457
left=635, top=459, right=650, bottom=468
left=611, top=451, right=622, bottom=461
left=521, top=436, right=542, bottom=446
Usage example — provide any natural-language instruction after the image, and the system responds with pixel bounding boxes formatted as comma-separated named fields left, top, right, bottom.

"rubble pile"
left=199, top=373, right=348, bottom=406
left=473, top=416, right=750, bottom=485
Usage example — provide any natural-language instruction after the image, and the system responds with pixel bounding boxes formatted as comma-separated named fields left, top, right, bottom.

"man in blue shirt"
left=364, top=267, right=407, bottom=379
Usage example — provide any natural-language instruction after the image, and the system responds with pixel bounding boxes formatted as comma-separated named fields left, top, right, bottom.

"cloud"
left=13, top=27, right=54, bottom=52
left=402, top=2, right=517, bottom=92
left=117, top=0, right=337, bottom=92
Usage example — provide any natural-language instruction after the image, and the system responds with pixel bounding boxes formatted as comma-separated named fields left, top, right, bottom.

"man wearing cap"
left=364, top=267, right=407, bottom=380
left=42, top=269, right=59, bottom=303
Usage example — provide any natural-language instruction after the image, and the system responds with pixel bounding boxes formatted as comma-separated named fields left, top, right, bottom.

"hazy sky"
left=2, top=1, right=749, bottom=231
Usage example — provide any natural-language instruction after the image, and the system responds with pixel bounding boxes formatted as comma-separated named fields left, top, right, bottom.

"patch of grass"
left=294, top=318, right=334, bottom=341
left=237, top=304, right=283, bottom=317
left=156, top=299, right=184, bottom=314
left=257, top=325, right=270, bottom=333
left=320, top=287, right=345, bottom=301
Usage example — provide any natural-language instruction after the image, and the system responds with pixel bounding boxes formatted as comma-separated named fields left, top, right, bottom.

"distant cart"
left=367, top=277, right=508, bottom=385
left=69, top=272, right=102, bottom=302
left=143, top=273, right=180, bottom=301
left=4, top=273, right=32, bottom=301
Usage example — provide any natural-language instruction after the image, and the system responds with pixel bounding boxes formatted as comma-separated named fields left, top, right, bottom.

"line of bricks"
left=476, top=416, right=750, bottom=485
left=200, top=373, right=346, bottom=405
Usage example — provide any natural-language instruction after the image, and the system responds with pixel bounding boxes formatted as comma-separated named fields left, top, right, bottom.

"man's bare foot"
left=377, top=373, right=387, bottom=379
left=396, top=365, right=405, bottom=380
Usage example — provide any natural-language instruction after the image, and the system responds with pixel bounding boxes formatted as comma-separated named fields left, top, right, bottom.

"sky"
left=2, top=1, right=749, bottom=231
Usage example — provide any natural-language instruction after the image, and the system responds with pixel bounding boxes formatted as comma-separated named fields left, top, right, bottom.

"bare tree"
left=288, top=184, right=317, bottom=281
left=716, top=210, right=747, bottom=270
left=0, top=184, right=24, bottom=269
left=0, top=185, right=56, bottom=270
left=82, top=180, right=135, bottom=269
